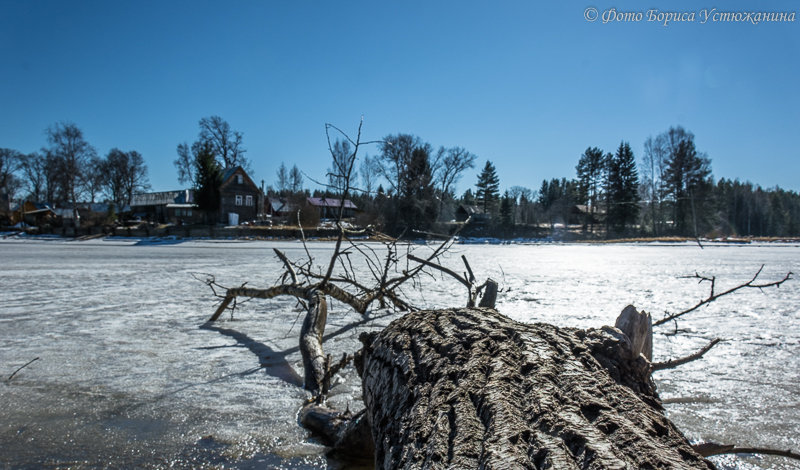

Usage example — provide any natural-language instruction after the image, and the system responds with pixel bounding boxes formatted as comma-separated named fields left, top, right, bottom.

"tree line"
left=3, top=118, right=799, bottom=238
left=309, top=125, right=800, bottom=238
left=1, top=122, right=150, bottom=224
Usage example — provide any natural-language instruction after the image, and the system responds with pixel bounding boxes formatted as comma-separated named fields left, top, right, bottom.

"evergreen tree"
left=500, top=190, right=514, bottom=228
left=662, top=129, right=711, bottom=235
left=194, top=141, right=223, bottom=224
left=576, top=147, right=605, bottom=233
left=605, top=142, right=639, bottom=235
left=397, top=146, right=437, bottom=232
left=461, top=189, right=475, bottom=206
left=475, top=160, right=500, bottom=215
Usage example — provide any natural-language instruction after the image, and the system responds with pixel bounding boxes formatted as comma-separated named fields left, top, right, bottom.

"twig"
left=651, top=339, right=721, bottom=371
left=274, top=248, right=298, bottom=284
left=693, top=442, right=800, bottom=461
left=408, top=254, right=470, bottom=288
left=461, top=255, right=475, bottom=283
left=654, top=266, right=793, bottom=327
left=8, top=357, right=39, bottom=382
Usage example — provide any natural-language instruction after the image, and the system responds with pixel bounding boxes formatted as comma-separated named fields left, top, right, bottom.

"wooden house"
left=307, top=197, right=358, bottom=219
left=218, top=167, right=261, bottom=225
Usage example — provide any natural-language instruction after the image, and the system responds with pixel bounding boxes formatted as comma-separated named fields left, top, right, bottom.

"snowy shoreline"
left=2, top=231, right=799, bottom=247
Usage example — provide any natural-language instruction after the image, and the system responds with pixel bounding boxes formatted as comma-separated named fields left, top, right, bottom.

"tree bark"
left=300, top=290, right=327, bottom=395
left=355, top=307, right=713, bottom=469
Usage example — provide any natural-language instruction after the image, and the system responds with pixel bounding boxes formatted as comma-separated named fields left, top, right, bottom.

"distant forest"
left=2, top=118, right=799, bottom=238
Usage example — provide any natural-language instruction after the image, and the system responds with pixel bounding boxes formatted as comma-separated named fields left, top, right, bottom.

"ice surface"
left=1, top=237, right=798, bottom=468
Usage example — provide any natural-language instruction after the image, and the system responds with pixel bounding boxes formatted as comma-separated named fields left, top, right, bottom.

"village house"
left=128, top=167, right=262, bottom=225
left=129, top=189, right=201, bottom=224
left=218, top=166, right=261, bottom=225
left=307, top=197, right=359, bottom=219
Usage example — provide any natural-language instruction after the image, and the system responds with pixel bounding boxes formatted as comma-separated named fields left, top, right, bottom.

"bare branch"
left=651, top=338, right=721, bottom=371
left=274, top=248, right=298, bottom=285
left=693, top=442, right=800, bottom=461
left=407, top=254, right=470, bottom=289
left=462, top=255, right=476, bottom=284
left=7, top=357, right=40, bottom=382
left=654, top=267, right=793, bottom=327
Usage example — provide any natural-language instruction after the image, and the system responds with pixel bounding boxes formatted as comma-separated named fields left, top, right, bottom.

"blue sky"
left=1, top=0, right=798, bottom=194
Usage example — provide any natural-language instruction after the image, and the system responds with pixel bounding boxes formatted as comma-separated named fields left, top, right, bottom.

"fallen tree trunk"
left=314, top=307, right=714, bottom=469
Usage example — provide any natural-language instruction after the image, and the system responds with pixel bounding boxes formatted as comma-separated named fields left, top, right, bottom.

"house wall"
left=219, top=170, right=260, bottom=224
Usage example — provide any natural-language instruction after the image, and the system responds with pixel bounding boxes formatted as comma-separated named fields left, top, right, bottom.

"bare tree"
left=19, top=152, right=58, bottom=203
left=289, top=164, right=303, bottom=193
left=327, top=139, right=352, bottom=193
left=359, top=153, right=379, bottom=194
left=431, top=146, right=476, bottom=217
left=276, top=162, right=289, bottom=193
left=198, top=116, right=248, bottom=169
left=174, top=116, right=250, bottom=185
left=84, top=156, right=106, bottom=204
left=376, top=134, right=427, bottom=196
left=0, top=148, right=22, bottom=201
left=102, top=148, right=150, bottom=208
left=642, top=135, right=668, bottom=235
left=44, top=122, right=97, bottom=225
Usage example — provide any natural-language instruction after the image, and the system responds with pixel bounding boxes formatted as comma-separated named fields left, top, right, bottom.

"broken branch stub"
left=615, top=304, right=653, bottom=361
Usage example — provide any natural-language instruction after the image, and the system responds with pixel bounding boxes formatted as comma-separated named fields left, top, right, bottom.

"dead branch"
left=693, top=442, right=800, bottom=461
left=7, top=357, right=39, bottom=382
left=653, top=266, right=793, bottom=327
left=407, top=254, right=469, bottom=288
left=300, top=290, right=327, bottom=394
left=651, top=338, right=722, bottom=372
left=407, top=253, right=498, bottom=308
left=273, top=248, right=298, bottom=285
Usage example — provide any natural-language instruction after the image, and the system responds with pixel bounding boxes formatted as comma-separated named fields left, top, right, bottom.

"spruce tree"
left=194, top=141, right=223, bottom=224
left=576, top=147, right=605, bottom=233
left=606, top=142, right=639, bottom=235
left=500, top=190, right=514, bottom=228
left=397, top=146, right=437, bottom=231
left=475, top=161, right=500, bottom=215
left=663, top=134, right=711, bottom=235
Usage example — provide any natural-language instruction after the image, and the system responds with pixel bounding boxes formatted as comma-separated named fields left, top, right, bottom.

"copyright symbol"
left=584, top=7, right=598, bottom=21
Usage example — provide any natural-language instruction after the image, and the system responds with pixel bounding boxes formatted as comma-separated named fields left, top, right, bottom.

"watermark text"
left=583, top=7, right=796, bottom=26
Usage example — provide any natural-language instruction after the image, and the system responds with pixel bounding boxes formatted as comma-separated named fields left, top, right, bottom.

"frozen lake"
left=1, top=237, right=798, bottom=469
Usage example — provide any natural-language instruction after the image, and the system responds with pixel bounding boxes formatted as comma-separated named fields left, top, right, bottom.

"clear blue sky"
left=1, top=0, right=798, bottom=194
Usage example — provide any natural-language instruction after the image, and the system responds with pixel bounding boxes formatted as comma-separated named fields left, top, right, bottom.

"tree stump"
left=354, top=307, right=713, bottom=469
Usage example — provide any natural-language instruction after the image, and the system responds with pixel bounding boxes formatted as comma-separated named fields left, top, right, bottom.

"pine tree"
left=397, top=146, right=437, bottom=231
left=663, top=134, right=711, bottom=235
left=194, top=141, right=223, bottom=224
left=576, top=147, right=605, bottom=233
left=462, top=189, right=475, bottom=206
left=500, top=190, right=514, bottom=228
left=475, top=161, right=500, bottom=215
left=605, top=142, right=639, bottom=235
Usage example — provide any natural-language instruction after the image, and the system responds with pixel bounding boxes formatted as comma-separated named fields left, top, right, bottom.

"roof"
left=307, top=197, right=358, bottom=210
left=457, top=204, right=483, bottom=215
left=221, top=166, right=239, bottom=183
left=131, top=190, right=194, bottom=206
left=220, top=166, right=259, bottom=191
left=268, top=197, right=299, bottom=214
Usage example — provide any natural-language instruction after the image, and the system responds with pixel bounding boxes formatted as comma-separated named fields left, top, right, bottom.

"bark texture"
left=358, top=307, right=713, bottom=469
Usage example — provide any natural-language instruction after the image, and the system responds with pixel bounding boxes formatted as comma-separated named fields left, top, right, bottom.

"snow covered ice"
left=1, top=237, right=798, bottom=469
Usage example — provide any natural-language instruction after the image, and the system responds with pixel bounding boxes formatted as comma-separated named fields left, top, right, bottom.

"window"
left=237, top=174, right=243, bottom=184
left=235, top=195, right=243, bottom=206
left=245, top=195, right=253, bottom=206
